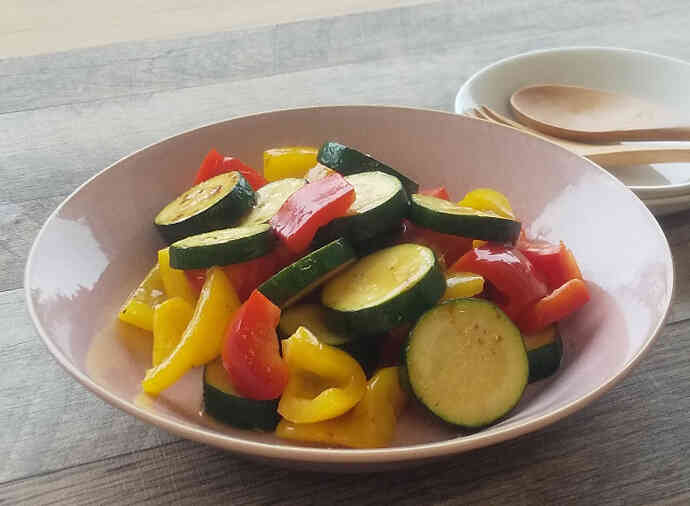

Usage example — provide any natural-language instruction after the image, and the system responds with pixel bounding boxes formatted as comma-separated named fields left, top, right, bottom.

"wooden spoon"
left=465, top=105, right=690, bottom=167
left=510, top=84, right=690, bottom=142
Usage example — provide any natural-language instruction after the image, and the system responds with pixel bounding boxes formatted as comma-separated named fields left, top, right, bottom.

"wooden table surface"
left=2, top=1, right=690, bottom=504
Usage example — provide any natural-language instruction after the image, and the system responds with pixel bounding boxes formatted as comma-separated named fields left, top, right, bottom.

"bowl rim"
left=454, top=45, right=690, bottom=196
left=24, top=104, right=675, bottom=467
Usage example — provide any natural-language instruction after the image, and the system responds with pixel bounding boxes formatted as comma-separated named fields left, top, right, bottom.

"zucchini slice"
left=203, top=359, right=280, bottom=431
left=321, top=243, right=445, bottom=335
left=155, top=172, right=256, bottom=243
left=279, top=303, right=351, bottom=346
left=317, top=141, right=419, bottom=195
left=524, top=324, right=563, bottom=383
left=278, top=303, right=379, bottom=376
left=404, top=298, right=528, bottom=429
left=239, top=178, right=306, bottom=226
left=409, top=194, right=521, bottom=243
left=258, top=238, right=357, bottom=308
left=314, top=171, right=409, bottom=246
left=169, top=223, right=275, bottom=269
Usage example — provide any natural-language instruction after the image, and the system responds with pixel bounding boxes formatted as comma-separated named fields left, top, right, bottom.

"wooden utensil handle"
left=585, top=145, right=690, bottom=167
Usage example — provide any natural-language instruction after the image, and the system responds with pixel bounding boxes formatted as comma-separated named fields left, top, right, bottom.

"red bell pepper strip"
left=400, top=219, right=473, bottom=268
left=419, top=186, right=450, bottom=200
left=270, top=173, right=355, bottom=254
left=222, top=289, right=289, bottom=400
left=222, top=157, right=268, bottom=190
left=193, top=149, right=225, bottom=185
left=377, top=324, right=411, bottom=368
left=223, top=247, right=297, bottom=301
left=185, top=247, right=297, bottom=301
left=185, top=268, right=207, bottom=293
left=450, top=245, right=548, bottom=321
left=517, top=235, right=583, bottom=291
left=517, top=279, right=590, bottom=334
left=192, top=149, right=267, bottom=190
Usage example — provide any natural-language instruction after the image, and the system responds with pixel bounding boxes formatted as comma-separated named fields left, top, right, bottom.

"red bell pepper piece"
left=192, top=149, right=267, bottom=190
left=222, top=289, right=289, bottom=400
left=377, top=324, right=411, bottom=367
left=517, top=279, right=590, bottom=334
left=185, top=247, right=297, bottom=301
left=517, top=235, right=583, bottom=291
left=270, top=173, right=355, bottom=254
left=193, top=148, right=225, bottom=185
left=450, top=245, right=548, bottom=321
left=222, top=157, right=268, bottom=190
left=185, top=268, right=207, bottom=293
left=419, top=186, right=450, bottom=200
left=400, top=219, right=473, bottom=267
left=223, top=247, right=297, bottom=301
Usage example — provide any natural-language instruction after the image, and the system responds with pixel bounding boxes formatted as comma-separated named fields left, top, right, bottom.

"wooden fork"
left=464, top=105, right=690, bottom=167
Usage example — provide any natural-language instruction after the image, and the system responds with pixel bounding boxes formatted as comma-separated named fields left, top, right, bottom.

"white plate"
left=644, top=193, right=690, bottom=216
left=454, top=47, right=690, bottom=209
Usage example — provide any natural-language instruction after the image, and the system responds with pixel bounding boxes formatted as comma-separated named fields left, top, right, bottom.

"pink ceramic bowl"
left=25, top=106, right=674, bottom=472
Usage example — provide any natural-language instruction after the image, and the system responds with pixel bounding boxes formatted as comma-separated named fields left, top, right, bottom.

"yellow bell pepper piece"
left=263, top=146, right=318, bottom=181
left=152, top=297, right=194, bottom=366
left=142, top=266, right=241, bottom=395
left=118, top=263, right=167, bottom=332
left=276, top=367, right=408, bottom=448
left=472, top=239, right=487, bottom=249
left=278, top=327, right=366, bottom=424
left=458, top=188, right=516, bottom=219
left=157, top=248, right=197, bottom=305
left=442, top=272, right=485, bottom=301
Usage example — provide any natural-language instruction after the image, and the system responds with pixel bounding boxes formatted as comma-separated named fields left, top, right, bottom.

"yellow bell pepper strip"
left=263, top=146, right=318, bottom=181
left=118, top=263, right=167, bottom=332
left=152, top=297, right=194, bottom=366
left=142, top=266, right=241, bottom=395
left=157, top=248, right=197, bottom=305
left=442, top=272, right=485, bottom=301
left=119, top=300, right=155, bottom=332
left=275, top=367, right=408, bottom=448
left=277, top=327, right=367, bottom=423
left=458, top=188, right=516, bottom=219
left=472, top=239, right=487, bottom=249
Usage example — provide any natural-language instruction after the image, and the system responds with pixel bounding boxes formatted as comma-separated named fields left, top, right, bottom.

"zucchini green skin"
left=409, top=194, right=521, bottom=243
left=525, top=329, right=563, bottom=383
left=317, top=141, right=419, bottom=195
left=203, top=361, right=280, bottom=431
left=314, top=172, right=409, bottom=247
left=155, top=172, right=256, bottom=244
left=322, top=245, right=445, bottom=336
left=404, top=298, right=528, bottom=429
left=258, top=238, right=357, bottom=308
left=169, top=224, right=276, bottom=269
left=340, top=338, right=380, bottom=378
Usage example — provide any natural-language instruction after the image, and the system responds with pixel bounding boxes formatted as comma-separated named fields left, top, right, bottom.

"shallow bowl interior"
left=26, top=105, right=673, bottom=472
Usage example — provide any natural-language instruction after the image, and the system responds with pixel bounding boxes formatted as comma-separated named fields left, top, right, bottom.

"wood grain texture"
left=2, top=0, right=690, bottom=503
left=2, top=0, right=435, bottom=58
left=2, top=319, right=690, bottom=505
left=0, top=289, right=178, bottom=484
left=2, top=0, right=690, bottom=115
